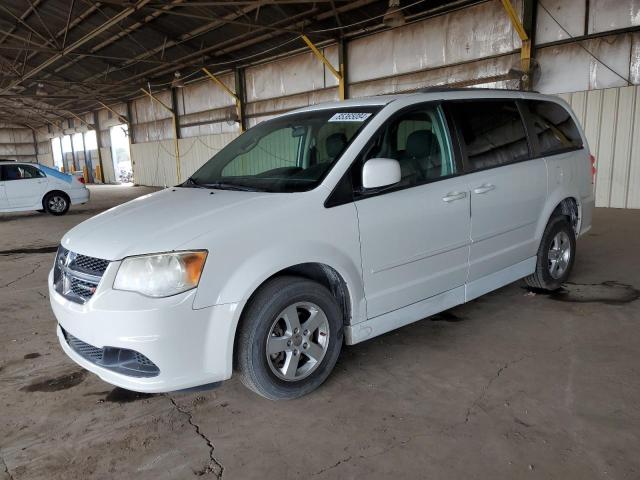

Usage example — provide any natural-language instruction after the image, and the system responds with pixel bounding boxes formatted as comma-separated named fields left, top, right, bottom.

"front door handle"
left=473, top=184, right=495, bottom=194
left=442, top=191, right=467, bottom=203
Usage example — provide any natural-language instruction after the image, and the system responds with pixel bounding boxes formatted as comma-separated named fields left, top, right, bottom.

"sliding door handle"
left=442, top=191, right=467, bottom=203
left=473, top=184, right=495, bottom=194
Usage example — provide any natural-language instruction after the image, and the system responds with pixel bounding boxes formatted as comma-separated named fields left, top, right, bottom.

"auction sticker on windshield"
left=328, top=112, right=372, bottom=122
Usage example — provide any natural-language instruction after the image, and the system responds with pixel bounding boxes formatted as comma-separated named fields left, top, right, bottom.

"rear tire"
left=236, top=276, right=343, bottom=400
left=524, top=215, right=576, bottom=291
left=43, top=192, right=69, bottom=216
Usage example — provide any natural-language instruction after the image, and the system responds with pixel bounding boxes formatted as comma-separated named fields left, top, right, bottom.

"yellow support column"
left=202, top=67, right=244, bottom=132
left=301, top=35, right=345, bottom=101
left=500, top=0, right=532, bottom=89
left=140, top=88, right=181, bottom=183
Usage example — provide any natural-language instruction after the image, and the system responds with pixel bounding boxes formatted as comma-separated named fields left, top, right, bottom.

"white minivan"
left=0, top=161, right=89, bottom=215
left=49, top=89, right=594, bottom=399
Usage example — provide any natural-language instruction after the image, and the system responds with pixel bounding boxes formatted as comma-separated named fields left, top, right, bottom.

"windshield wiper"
left=202, top=182, right=264, bottom=192
left=182, top=177, right=206, bottom=188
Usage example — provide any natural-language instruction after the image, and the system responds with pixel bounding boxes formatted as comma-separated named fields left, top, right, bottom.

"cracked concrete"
left=167, top=395, right=224, bottom=478
left=1, top=185, right=640, bottom=479
left=1, top=455, right=13, bottom=480
left=463, top=354, right=531, bottom=425
left=0, top=262, right=42, bottom=289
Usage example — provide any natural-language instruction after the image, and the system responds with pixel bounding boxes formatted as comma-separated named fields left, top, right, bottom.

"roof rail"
left=416, top=86, right=540, bottom=94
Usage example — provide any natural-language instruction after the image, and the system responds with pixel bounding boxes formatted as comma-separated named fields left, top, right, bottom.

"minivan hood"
left=61, top=187, right=286, bottom=260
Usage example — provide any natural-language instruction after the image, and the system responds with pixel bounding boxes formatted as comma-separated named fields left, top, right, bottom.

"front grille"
left=53, top=246, right=109, bottom=304
left=69, top=277, right=97, bottom=298
left=71, top=254, right=109, bottom=276
left=62, top=327, right=160, bottom=378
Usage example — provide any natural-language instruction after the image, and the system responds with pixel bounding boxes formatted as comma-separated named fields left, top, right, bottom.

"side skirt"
left=465, top=256, right=536, bottom=302
left=345, top=286, right=465, bottom=345
left=345, top=256, right=537, bottom=346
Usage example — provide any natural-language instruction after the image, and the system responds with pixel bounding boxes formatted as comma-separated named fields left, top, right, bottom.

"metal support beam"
left=97, top=100, right=128, bottom=125
left=126, top=101, right=136, bottom=144
left=202, top=67, right=244, bottom=132
left=58, top=134, right=65, bottom=172
left=499, top=0, right=534, bottom=90
left=69, top=132, right=77, bottom=172
left=170, top=87, right=181, bottom=139
left=31, top=128, right=38, bottom=159
left=81, top=129, right=93, bottom=183
left=235, top=68, right=247, bottom=132
left=301, top=34, right=345, bottom=100
left=338, top=37, right=348, bottom=100
left=500, top=0, right=528, bottom=41
left=93, top=110, right=105, bottom=183
left=140, top=87, right=181, bottom=183
left=67, top=110, right=93, bottom=130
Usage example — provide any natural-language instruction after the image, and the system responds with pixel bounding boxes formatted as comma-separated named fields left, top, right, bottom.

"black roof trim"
left=416, top=86, right=540, bottom=94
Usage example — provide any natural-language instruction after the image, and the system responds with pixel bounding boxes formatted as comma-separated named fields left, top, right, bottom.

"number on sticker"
left=328, top=112, right=372, bottom=122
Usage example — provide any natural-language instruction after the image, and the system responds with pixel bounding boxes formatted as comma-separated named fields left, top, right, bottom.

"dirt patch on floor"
left=20, top=370, right=87, bottom=392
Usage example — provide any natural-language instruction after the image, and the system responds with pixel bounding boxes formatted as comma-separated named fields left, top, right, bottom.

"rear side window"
left=527, top=100, right=583, bottom=156
left=448, top=100, right=529, bottom=171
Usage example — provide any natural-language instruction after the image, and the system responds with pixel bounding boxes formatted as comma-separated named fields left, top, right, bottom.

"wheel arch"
left=231, top=262, right=354, bottom=369
left=42, top=189, right=70, bottom=209
left=536, top=194, right=581, bottom=241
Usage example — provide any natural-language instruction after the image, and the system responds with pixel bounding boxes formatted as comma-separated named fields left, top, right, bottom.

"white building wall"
left=559, top=85, right=640, bottom=209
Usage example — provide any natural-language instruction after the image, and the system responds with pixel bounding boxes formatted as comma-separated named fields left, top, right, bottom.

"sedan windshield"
left=186, top=107, right=381, bottom=192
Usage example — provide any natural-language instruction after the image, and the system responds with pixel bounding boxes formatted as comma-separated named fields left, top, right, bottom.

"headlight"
left=113, top=251, right=208, bottom=297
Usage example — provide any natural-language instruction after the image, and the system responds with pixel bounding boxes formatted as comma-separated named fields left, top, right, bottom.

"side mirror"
left=362, top=158, right=401, bottom=190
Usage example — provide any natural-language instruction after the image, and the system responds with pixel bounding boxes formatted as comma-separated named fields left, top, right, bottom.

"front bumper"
left=49, top=268, right=240, bottom=393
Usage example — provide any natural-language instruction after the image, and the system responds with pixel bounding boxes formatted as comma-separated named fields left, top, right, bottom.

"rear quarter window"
left=527, top=100, right=583, bottom=156
left=448, top=100, right=530, bottom=171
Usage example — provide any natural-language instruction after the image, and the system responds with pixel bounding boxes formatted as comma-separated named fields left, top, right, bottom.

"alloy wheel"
left=265, top=302, right=330, bottom=381
left=48, top=195, right=67, bottom=213
left=548, top=231, right=571, bottom=279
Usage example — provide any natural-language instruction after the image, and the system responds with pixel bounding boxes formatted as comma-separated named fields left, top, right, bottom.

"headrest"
left=326, top=132, right=347, bottom=159
left=406, top=130, right=436, bottom=158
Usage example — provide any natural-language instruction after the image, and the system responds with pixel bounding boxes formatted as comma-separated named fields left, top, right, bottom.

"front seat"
left=402, top=130, right=441, bottom=180
left=325, top=133, right=347, bottom=162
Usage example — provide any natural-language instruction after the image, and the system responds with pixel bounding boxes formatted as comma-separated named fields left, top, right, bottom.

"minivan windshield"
left=186, top=107, right=381, bottom=192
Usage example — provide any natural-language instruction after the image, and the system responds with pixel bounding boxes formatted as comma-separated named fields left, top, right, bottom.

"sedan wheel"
left=43, top=192, right=70, bottom=215
left=48, top=195, right=67, bottom=213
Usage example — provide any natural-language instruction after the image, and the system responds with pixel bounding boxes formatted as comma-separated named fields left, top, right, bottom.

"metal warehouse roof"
left=0, top=0, right=483, bottom=128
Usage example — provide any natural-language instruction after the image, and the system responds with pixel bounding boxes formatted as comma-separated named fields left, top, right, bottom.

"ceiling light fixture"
left=171, top=71, right=185, bottom=88
left=383, top=0, right=405, bottom=28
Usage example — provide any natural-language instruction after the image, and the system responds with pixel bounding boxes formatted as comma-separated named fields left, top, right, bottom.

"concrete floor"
left=1, top=185, right=639, bottom=480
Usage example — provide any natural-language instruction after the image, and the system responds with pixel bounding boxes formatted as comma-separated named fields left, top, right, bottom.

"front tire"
left=525, top=215, right=576, bottom=291
left=236, top=276, right=343, bottom=400
left=43, top=192, right=69, bottom=216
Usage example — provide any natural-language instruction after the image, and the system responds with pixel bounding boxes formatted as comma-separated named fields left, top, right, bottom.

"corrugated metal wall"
left=2, top=0, right=638, bottom=205
left=131, top=132, right=239, bottom=186
left=0, top=126, right=36, bottom=162
left=559, top=85, right=640, bottom=209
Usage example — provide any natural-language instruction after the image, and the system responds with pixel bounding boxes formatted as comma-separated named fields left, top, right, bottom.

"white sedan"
left=0, top=160, right=90, bottom=215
